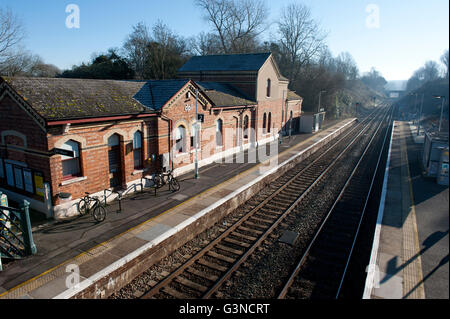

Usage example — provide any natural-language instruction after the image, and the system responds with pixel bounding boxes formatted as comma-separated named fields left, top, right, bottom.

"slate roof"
left=0, top=76, right=258, bottom=121
left=178, top=52, right=271, bottom=73
left=144, top=79, right=190, bottom=111
left=2, top=77, right=154, bottom=120
left=197, top=82, right=255, bottom=107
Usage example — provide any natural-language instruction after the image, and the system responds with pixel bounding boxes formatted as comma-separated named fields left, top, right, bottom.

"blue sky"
left=0, top=0, right=448, bottom=81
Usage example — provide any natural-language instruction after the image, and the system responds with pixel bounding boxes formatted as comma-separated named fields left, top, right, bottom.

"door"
left=107, top=134, right=122, bottom=188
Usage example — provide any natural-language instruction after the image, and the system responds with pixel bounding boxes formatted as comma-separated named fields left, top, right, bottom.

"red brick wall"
left=0, top=93, right=51, bottom=184
left=1, top=79, right=303, bottom=208
left=47, top=118, right=158, bottom=205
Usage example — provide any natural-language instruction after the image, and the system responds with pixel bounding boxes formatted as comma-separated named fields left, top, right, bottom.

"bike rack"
left=142, top=176, right=158, bottom=196
left=103, top=182, right=144, bottom=213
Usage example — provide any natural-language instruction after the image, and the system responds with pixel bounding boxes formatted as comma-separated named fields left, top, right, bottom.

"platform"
left=364, top=120, right=449, bottom=299
left=0, top=118, right=356, bottom=299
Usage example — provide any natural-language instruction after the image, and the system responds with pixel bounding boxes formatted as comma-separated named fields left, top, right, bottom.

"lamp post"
left=317, top=90, right=326, bottom=113
left=408, top=92, right=418, bottom=123
left=433, top=95, right=446, bottom=133
left=195, top=88, right=199, bottom=179
left=417, top=93, right=424, bottom=136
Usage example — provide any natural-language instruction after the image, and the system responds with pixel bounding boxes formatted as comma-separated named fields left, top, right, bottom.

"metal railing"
left=0, top=196, right=37, bottom=266
left=103, top=182, right=144, bottom=212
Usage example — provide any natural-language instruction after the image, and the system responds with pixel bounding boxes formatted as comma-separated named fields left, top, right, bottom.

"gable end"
left=0, top=82, right=47, bottom=132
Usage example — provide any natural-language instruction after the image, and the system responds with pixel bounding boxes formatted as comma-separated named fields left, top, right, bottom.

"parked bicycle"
left=153, top=169, right=180, bottom=192
left=77, top=192, right=107, bottom=222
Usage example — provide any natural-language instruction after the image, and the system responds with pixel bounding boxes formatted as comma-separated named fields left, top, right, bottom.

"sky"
left=0, top=0, right=448, bottom=81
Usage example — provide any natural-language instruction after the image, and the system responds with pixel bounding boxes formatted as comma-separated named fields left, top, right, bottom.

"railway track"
left=278, top=105, right=393, bottom=299
left=138, top=106, right=390, bottom=299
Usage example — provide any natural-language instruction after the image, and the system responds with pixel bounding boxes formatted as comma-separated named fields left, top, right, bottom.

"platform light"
left=433, top=95, right=446, bottom=133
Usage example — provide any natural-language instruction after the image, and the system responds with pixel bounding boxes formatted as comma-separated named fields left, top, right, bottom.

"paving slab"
left=365, top=120, right=448, bottom=299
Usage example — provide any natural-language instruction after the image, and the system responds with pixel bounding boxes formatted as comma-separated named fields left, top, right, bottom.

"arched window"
left=61, top=139, right=81, bottom=179
left=268, top=113, right=272, bottom=133
left=176, top=125, right=186, bottom=153
left=133, top=131, right=143, bottom=169
left=262, top=113, right=267, bottom=134
left=266, top=79, right=271, bottom=97
left=243, top=115, right=249, bottom=139
left=108, top=134, right=122, bottom=187
left=216, top=119, right=223, bottom=147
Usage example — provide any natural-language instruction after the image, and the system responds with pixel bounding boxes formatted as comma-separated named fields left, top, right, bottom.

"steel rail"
left=141, top=107, right=384, bottom=299
left=334, top=105, right=394, bottom=298
left=277, top=105, right=391, bottom=299
left=202, top=107, right=387, bottom=299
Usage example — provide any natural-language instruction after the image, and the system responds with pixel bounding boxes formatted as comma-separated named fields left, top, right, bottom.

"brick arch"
left=103, top=129, right=128, bottom=145
left=172, top=119, right=190, bottom=139
left=1, top=130, right=28, bottom=148
left=129, top=126, right=146, bottom=140
left=54, top=135, right=87, bottom=149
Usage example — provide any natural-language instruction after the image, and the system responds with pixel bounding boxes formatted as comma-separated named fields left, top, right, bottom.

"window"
left=266, top=79, right=271, bottom=97
left=268, top=113, right=272, bottom=133
left=108, top=134, right=121, bottom=187
left=61, top=140, right=81, bottom=179
left=243, top=115, right=249, bottom=139
left=176, top=125, right=186, bottom=153
left=262, top=113, right=267, bottom=134
left=216, top=119, right=223, bottom=147
left=133, top=131, right=143, bottom=169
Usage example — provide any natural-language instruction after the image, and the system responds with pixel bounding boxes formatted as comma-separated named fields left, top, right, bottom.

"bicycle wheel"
left=154, top=175, right=163, bottom=189
left=169, top=178, right=180, bottom=192
left=77, top=199, right=89, bottom=216
left=92, top=205, right=107, bottom=222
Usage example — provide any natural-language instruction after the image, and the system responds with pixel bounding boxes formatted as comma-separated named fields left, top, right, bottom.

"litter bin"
left=58, top=192, right=72, bottom=203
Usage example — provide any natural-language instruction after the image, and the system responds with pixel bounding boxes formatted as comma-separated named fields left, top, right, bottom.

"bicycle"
left=76, top=192, right=107, bottom=222
left=153, top=169, right=180, bottom=192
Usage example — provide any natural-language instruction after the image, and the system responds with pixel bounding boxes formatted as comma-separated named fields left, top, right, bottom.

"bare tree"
left=123, top=22, right=151, bottom=79
left=0, top=8, right=26, bottom=74
left=422, top=60, right=441, bottom=82
left=0, top=8, right=24, bottom=58
left=361, top=67, right=387, bottom=92
left=148, top=21, right=187, bottom=79
left=0, top=49, right=41, bottom=76
left=407, top=60, right=442, bottom=91
left=29, top=62, right=61, bottom=77
left=334, top=52, right=359, bottom=81
left=195, top=0, right=268, bottom=54
left=189, top=32, right=223, bottom=56
left=277, top=3, right=328, bottom=82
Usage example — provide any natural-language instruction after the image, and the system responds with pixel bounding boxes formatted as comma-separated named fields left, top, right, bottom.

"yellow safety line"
left=403, top=124, right=425, bottom=298
left=0, top=119, right=353, bottom=298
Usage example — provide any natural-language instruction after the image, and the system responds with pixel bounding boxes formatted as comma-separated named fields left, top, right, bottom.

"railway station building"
left=0, top=52, right=302, bottom=220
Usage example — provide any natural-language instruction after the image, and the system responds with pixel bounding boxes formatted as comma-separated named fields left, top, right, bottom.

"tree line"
left=406, top=50, right=449, bottom=92
left=1, top=1, right=399, bottom=113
